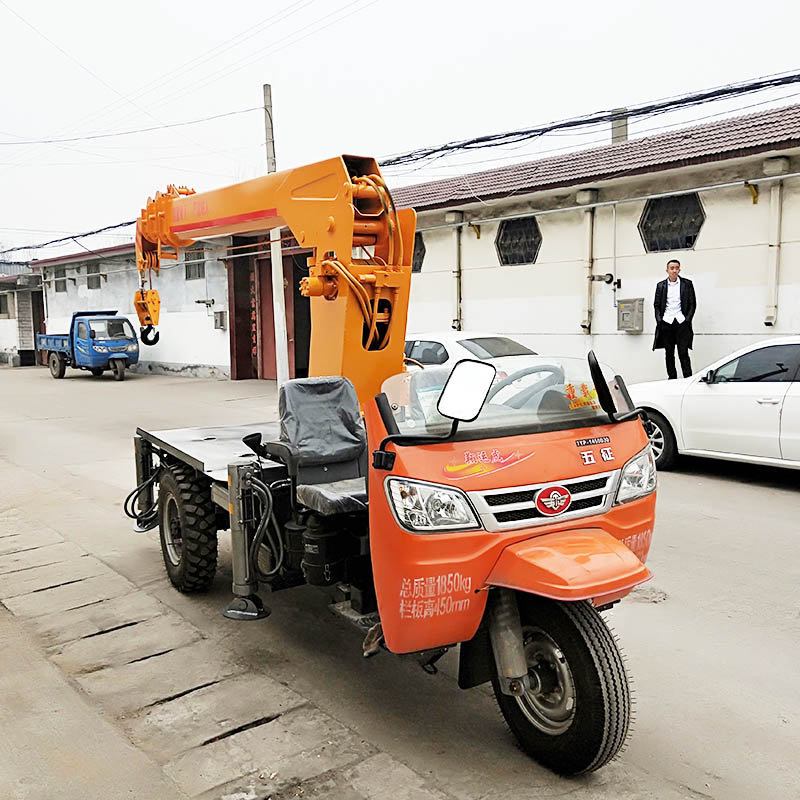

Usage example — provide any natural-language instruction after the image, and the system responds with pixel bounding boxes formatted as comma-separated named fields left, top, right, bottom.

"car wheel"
left=48, top=352, right=66, bottom=379
left=111, top=360, right=126, bottom=381
left=90, top=368, right=104, bottom=377
left=644, top=410, right=676, bottom=470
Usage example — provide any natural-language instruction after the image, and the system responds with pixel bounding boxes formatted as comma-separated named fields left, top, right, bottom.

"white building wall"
left=42, top=240, right=232, bottom=377
left=409, top=156, right=800, bottom=383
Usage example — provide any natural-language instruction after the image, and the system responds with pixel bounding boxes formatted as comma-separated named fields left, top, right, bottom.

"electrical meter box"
left=617, top=298, right=644, bottom=332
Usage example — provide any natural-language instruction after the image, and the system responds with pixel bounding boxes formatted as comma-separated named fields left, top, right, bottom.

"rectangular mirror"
left=437, top=359, right=496, bottom=422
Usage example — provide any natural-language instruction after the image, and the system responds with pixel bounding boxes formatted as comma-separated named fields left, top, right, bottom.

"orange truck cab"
left=129, top=154, right=656, bottom=776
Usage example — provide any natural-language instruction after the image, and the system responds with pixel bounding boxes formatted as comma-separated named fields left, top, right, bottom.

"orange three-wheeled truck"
left=128, top=155, right=656, bottom=775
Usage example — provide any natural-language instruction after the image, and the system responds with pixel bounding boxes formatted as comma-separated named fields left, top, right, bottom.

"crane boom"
left=135, top=155, right=416, bottom=404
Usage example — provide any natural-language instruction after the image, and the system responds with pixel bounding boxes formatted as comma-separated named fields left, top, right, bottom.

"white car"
left=629, top=337, right=800, bottom=470
left=404, top=331, right=537, bottom=370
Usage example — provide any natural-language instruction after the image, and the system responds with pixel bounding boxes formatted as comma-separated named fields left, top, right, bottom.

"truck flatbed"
left=135, top=422, right=286, bottom=484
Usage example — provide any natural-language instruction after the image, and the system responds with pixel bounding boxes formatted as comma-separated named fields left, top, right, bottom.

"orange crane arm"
left=135, top=155, right=416, bottom=404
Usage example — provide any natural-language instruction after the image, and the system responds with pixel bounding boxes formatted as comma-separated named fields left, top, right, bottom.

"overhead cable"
left=379, top=71, right=800, bottom=167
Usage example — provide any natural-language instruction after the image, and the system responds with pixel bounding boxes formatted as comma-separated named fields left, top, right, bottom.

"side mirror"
left=437, top=359, right=496, bottom=422
left=90, top=330, right=96, bottom=339
left=699, top=369, right=715, bottom=384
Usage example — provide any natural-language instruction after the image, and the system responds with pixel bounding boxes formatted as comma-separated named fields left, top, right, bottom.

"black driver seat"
left=265, top=376, right=368, bottom=516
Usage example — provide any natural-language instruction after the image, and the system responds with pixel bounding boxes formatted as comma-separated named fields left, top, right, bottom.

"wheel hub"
left=647, top=422, right=664, bottom=459
left=163, top=497, right=183, bottom=567
left=515, top=627, right=576, bottom=735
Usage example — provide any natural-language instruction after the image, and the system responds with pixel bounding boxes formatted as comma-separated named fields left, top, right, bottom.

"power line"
left=379, top=71, right=800, bottom=168
left=0, top=221, right=136, bottom=256
left=1, top=106, right=263, bottom=146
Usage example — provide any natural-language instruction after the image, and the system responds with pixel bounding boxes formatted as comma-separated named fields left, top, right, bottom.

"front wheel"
left=48, top=352, right=66, bottom=379
left=111, top=359, right=126, bottom=381
left=492, top=595, right=631, bottom=775
left=644, top=410, right=676, bottom=469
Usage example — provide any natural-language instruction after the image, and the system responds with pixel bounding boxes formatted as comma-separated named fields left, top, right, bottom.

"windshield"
left=90, top=318, right=135, bottom=339
left=458, top=336, right=535, bottom=359
left=382, top=355, right=631, bottom=440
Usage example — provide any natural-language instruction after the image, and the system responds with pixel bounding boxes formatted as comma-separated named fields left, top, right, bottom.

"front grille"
left=568, top=476, right=608, bottom=493
left=494, top=494, right=603, bottom=523
left=468, top=468, right=618, bottom=532
left=485, top=490, right=534, bottom=506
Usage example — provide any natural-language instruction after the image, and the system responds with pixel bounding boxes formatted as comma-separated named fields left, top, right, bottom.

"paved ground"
left=0, top=365, right=798, bottom=799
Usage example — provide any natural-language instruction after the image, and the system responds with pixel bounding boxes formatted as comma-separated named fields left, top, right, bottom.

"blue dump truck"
left=37, top=310, right=139, bottom=381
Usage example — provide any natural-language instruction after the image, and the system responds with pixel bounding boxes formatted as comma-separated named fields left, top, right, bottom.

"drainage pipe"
left=764, top=180, right=783, bottom=327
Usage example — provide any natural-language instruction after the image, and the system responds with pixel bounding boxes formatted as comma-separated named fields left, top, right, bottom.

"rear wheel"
left=111, top=359, right=126, bottom=381
left=158, top=464, right=218, bottom=592
left=492, top=595, right=631, bottom=775
left=48, top=352, right=66, bottom=379
left=644, top=410, right=676, bottom=469
left=90, top=368, right=104, bottom=377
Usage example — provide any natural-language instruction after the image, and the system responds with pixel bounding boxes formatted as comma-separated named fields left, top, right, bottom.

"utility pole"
left=263, top=83, right=290, bottom=387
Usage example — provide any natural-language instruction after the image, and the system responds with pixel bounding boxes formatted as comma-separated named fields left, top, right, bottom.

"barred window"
left=185, top=245, right=205, bottom=280
left=495, top=217, right=542, bottom=265
left=87, top=263, right=101, bottom=290
left=55, top=267, right=67, bottom=293
left=411, top=233, right=425, bottom=273
left=638, top=194, right=705, bottom=252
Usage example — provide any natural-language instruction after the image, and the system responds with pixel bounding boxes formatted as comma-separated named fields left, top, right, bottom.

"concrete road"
left=0, top=366, right=797, bottom=799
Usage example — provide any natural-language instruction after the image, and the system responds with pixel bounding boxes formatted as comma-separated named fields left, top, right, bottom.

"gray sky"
left=2, top=0, right=799, bottom=259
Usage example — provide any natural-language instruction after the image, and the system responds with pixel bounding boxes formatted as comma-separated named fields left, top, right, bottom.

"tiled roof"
left=390, top=103, right=800, bottom=211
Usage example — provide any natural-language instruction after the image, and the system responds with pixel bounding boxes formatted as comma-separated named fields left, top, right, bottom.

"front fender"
left=487, top=528, right=651, bottom=602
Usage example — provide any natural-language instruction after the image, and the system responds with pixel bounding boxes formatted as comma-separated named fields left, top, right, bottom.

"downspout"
left=580, top=207, right=595, bottom=336
left=764, top=180, right=783, bottom=327
left=445, top=210, right=464, bottom=330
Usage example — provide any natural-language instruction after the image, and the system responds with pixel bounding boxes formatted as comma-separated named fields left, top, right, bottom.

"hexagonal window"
left=495, top=217, right=542, bottom=266
left=638, top=193, right=705, bottom=253
left=412, top=232, right=425, bottom=273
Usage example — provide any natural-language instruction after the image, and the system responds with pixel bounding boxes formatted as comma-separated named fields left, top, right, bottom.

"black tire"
left=492, top=595, right=631, bottom=775
left=48, top=352, right=66, bottom=379
left=111, top=359, right=126, bottom=381
left=644, top=410, right=677, bottom=470
left=90, top=368, right=104, bottom=377
left=157, top=464, right=218, bottom=592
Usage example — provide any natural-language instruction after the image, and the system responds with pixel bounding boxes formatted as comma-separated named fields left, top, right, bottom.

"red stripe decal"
left=171, top=208, right=277, bottom=233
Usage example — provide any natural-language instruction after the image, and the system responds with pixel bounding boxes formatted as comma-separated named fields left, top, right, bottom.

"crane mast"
left=135, top=155, right=416, bottom=405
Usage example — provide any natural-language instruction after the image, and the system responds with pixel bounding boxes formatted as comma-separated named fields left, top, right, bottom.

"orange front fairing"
left=365, top=403, right=655, bottom=654
left=487, top=529, right=651, bottom=601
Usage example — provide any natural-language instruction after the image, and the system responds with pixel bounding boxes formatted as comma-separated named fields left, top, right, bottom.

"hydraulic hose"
left=249, top=478, right=285, bottom=579
left=123, top=462, right=162, bottom=531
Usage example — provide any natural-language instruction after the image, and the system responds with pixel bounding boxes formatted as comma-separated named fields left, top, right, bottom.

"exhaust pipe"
left=487, top=588, right=530, bottom=696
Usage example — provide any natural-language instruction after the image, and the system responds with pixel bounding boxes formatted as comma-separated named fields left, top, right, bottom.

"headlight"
left=94, top=346, right=108, bottom=353
left=387, top=478, right=480, bottom=533
left=126, top=344, right=138, bottom=352
left=615, top=446, right=657, bottom=504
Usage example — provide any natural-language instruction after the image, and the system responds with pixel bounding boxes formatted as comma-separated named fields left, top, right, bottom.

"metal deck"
left=136, top=422, right=286, bottom=483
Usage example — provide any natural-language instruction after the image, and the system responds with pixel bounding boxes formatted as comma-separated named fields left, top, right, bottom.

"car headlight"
left=94, top=346, right=108, bottom=353
left=126, top=344, right=138, bottom=352
left=387, top=478, right=480, bottom=533
left=615, top=446, right=657, bottom=504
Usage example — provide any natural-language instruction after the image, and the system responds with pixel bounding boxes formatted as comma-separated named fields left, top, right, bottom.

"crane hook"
left=140, top=325, right=160, bottom=346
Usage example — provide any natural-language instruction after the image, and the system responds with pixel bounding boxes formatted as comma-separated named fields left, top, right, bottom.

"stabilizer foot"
left=222, top=595, right=271, bottom=621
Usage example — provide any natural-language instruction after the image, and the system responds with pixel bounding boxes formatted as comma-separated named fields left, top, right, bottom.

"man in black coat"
left=652, top=259, right=696, bottom=379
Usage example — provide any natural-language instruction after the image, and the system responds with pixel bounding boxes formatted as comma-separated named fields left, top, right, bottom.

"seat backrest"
left=278, top=376, right=366, bottom=483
